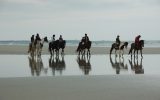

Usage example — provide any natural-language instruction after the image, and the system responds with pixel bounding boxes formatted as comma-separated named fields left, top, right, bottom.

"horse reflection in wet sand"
left=49, top=55, right=66, bottom=76
left=110, top=55, right=128, bottom=74
left=28, top=56, right=48, bottom=76
left=128, top=57, right=144, bottom=74
left=110, top=42, right=128, bottom=57
left=77, top=55, right=91, bottom=75
left=128, top=40, right=144, bottom=58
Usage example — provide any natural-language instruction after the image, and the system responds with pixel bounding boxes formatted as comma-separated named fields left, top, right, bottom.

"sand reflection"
left=77, top=55, right=91, bottom=75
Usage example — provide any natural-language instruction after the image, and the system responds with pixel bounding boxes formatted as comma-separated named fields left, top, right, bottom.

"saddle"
left=115, top=43, right=120, bottom=49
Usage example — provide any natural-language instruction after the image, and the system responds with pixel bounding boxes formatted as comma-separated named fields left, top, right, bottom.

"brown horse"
left=76, top=40, right=92, bottom=56
left=49, top=40, right=66, bottom=56
left=110, top=42, right=128, bottom=57
left=128, top=40, right=144, bottom=58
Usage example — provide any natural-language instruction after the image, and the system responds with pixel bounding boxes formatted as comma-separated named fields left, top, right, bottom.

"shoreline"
left=0, top=45, right=160, bottom=55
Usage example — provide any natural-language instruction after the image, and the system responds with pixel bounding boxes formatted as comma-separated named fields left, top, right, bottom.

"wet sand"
left=0, top=45, right=160, bottom=54
left=0, top=54, right=160, bottom=77
left=1, top=45, right=160, bottom=100
left=0, top=75, right=160, bottom=100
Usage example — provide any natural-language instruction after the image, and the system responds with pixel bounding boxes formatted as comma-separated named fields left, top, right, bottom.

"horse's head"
left=124, top=42, right=128, bottom=49
left=44, top=37, right=48, bottom=43
left=140, top=40, right=144, bottom=47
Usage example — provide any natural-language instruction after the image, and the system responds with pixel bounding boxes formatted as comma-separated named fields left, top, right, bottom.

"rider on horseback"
left=52, top=34, right=55, bottom=43
left=59, top=35, right=63, bottom=42
left=28, top=35, right=35, bottom=53
left=34, top=33, right=42, bottom=48
left=84, top=33, right=89, bottom=43
left=31, top=35, right=34, bottom=43
left=116, top=35, right=121, bottom=48
left=135, top=35, right=141, bottom=48
left=35, top=33, right=41, bottom=45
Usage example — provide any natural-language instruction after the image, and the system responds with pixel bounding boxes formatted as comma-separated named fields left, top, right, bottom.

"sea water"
left=0, top=40, right=160, bottom=47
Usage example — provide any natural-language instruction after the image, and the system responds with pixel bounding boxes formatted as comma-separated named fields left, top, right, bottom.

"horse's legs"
left=134, top=49, right=136, bottom=57
left=86, top=49, right=90, bottom=56
left=140, top=50, right=143, bottom=58
left=122, top=49, right=124, bottom=57
left=129, top=48, right=133, bottom=58
left=83, top=49, right=85, bottom=55
left=115, top=50, right=117, bottom=57
left=78, top=50, right=80, bottom=56
left=61, top=49, right=64, bottom=55
left=119, top=49, right=121, bottom=57
left=137, top=50, right=139, bottom=58
left=110, top=46, right=114, bottom=55
left=56, top=49, right=59, bottom=56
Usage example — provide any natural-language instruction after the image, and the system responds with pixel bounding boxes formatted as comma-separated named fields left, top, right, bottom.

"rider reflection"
left=49, top=55, right=66, bottom=76
left=77, top=55, right=91, bottom=75
left=128, top=57, right=144, bottom=74
left=110, top=55, right=128, bottom=74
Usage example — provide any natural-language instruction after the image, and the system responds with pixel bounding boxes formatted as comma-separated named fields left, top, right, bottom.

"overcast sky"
left=0, top=0, right=160, bottom=40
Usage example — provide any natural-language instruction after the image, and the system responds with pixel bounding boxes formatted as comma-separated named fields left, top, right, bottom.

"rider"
left=84, top=33, right=89, bottom=44
left=35, top=33, right=41, bottom=45
left=59, top=35, right=63, bottom=42
left=116, top=35, right=121, bottom=47
left=28, top=35, right=35, bottom=53
left=52, top=34, right=55, bottom=43
left=135, top=35, right=141, bottom=48
left=31, top=35, right=34, bottom=43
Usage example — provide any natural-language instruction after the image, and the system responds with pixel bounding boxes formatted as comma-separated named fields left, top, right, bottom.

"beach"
left=0, top=45, right=160, bottom=100
left=1, top=75, right=160, bottom=100
left=0, top=45, right=160, bottom=54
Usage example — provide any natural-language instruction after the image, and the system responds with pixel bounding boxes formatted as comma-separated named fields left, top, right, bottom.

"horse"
left=49, top=40, right=66, bottom=56
left=110, top=42, right=128, bottom=57
left=29, top=37, right=48, bottom=57
left=128, top=40, right=144, bottom=58
left=76, top=40, right=92, bottom=56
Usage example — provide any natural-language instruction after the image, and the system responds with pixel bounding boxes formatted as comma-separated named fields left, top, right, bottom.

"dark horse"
left=49, top=40, right=66, bottom=56
left=128, top=40, right=144, bottom=58
left=110, top=42, right=128, bottom=57
left=76, top=40, right=92, bottom=56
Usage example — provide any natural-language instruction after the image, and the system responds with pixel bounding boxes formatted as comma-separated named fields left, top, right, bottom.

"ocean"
left=0, top=40, right=160, bottom=47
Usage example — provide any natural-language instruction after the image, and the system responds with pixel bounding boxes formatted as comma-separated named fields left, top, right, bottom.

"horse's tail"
left=48, top=42, right=52, bottom=53
left=76, top=42, right=81, bottom=52
left=128, top=43, right=134, bottom=55
left=88, top=41, right=92, bottom=48
left=110, top=44, right=114, bottom=55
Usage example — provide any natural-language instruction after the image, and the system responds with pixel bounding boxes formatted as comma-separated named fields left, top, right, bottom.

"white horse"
left=35, top=37, right=48, bottom=57
left=29, top=37, right=48, bottom=57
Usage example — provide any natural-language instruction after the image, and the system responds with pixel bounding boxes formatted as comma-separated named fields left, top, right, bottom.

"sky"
left=0, top=0, right=160, bottom=41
